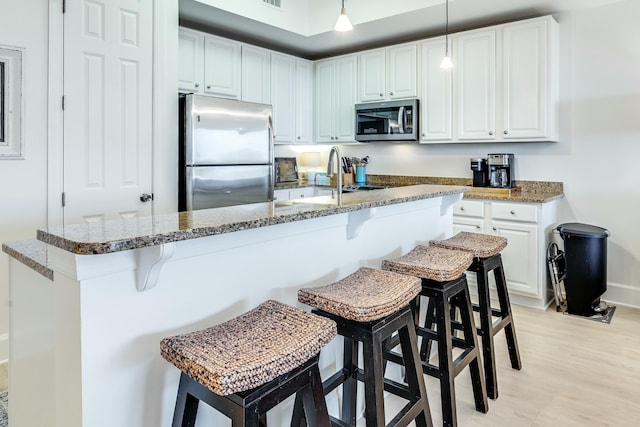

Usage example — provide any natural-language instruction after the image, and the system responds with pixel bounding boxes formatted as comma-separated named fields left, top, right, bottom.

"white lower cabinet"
left=274, top=187, right=316, bottom=201
left=452, top=198, right=559, bottom=310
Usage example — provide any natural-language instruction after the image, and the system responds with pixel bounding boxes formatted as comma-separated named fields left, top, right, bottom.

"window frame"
left=0, top=45, right=24, bottom=159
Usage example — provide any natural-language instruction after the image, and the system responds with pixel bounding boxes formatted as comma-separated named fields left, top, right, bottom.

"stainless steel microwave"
left=355, top=99, right=419, bottom=142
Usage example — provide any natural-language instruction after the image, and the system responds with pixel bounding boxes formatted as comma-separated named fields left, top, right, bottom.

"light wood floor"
left=0, top=306, right=637, bottom=425
left=381, top=304, right=640, bottom=427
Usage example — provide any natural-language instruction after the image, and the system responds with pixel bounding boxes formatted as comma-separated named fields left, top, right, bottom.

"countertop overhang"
left=34, top=184, right=469, bottom=256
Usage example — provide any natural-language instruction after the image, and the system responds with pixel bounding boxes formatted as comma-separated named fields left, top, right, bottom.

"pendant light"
left=440, top=0, right=453, bottom=69
left=334, top=0, right=353, bottom=32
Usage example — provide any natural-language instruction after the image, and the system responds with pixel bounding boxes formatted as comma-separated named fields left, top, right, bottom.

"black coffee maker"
left=487, top=153, right=515, bottom=188
left=470, top=158, right=489, bottom=187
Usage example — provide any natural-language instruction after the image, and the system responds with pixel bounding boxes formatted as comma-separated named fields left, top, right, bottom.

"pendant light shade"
left=334, top=0, right=353, bottom=32
left=440, top=0, right=453, bottom=69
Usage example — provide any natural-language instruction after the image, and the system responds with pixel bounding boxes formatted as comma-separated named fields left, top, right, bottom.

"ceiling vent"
left=262, top=0, right=282, bottom=8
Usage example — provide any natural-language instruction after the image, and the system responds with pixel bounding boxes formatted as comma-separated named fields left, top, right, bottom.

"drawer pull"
left=510, top=210, right=516, bottom=215
left=459, top=206, right=465, bottom=211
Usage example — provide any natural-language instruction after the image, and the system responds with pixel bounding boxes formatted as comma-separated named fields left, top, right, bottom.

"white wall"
left=281, top=0, right=640, bottom=306
left=0, top=0, right=49, bottom=362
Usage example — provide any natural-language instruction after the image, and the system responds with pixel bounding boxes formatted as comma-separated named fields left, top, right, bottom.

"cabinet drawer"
left=289, top=187, right=315, bottom=199
left=491, top=202, right=538, bottom=222
left=453, top=200, right=484, bottom=218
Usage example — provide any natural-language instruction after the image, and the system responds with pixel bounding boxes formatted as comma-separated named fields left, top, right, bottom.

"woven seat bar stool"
left=296, top=267, right=433, bottom=427
left=381, top=245, right=488, bottom=427
left=160, top=300, right=337, bottom=427
left=430, top=231, right=522, bottom=400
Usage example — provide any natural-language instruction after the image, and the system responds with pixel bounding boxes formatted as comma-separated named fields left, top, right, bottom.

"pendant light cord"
left=445, top=0, right=449, bottom=55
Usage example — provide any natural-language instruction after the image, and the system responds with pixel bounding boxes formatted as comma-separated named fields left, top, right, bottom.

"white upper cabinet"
left=419, top=37, right=453, bottom=142
left=271, top=52, right=296, bottom=143
left=178, top=29, right=241, bottom=99
left=450, top=16, right=558, bottom=143
left=501, top=16, right=558, bottom=141
left=178, top=28, right=204, bottom=93
left=455, top=28, right=497, bottom=140
left=203, top=35, right=241, bottom=99
left=295, top=59, right=314, bottom=143
left=358, top=43, right=417, bottom=102
left=315, top=55, right=357, bottom=143
left=241, top=45, right=271, bottom=104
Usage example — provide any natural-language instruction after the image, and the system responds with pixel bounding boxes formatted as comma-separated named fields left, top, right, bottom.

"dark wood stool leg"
left=397, top=320, right=433, bottom=427
left=342, top=337, right=359, bottom=425
left=362, top=332, right=386, bottom=427
left=476, top=261, right=498, bottom=400
left=298, top=363, right=331, bottom=427
left=172, top=373, right=199, bottom=427
left=434, top=290, right=457, bottom=427
left=455, top=288, right=489, bottom=413
left=493, top=261, right=522, bottom=370
left=420, top=297, right=437, bottom=362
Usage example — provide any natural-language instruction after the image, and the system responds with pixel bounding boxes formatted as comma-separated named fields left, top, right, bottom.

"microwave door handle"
left=397, top=106, right=405, bottom=133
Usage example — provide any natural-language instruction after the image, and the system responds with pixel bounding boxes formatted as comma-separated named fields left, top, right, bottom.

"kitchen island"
left=3, top=184, right=468, bottom=427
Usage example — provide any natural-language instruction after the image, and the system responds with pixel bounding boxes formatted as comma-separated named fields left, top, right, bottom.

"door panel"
left=63, top=0, right=153, bottom=224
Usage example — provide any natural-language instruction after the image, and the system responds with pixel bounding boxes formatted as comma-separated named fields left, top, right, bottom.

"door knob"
left=140, top=193, right=153, bottom=202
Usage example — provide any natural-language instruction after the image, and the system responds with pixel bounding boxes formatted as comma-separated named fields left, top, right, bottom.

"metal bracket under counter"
left=136, top=243, right=175, bottom=292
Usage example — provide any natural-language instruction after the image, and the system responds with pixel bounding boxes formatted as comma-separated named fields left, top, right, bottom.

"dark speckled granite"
left=366, top=175, right=563, bottom=203
left=33, top=184, right=468, bottom=256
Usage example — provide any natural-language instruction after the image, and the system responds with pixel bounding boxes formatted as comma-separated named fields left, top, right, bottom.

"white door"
left=63, top=0, right=154, bottom=224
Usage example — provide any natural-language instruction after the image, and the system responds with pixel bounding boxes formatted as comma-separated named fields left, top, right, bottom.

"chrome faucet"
left=327, top=145, right=343, bottom=197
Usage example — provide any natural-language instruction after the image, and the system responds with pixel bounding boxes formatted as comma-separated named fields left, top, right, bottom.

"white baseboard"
left=603, top=281, right=640, bottom=309
left=0, top=334, right=7, bottom=364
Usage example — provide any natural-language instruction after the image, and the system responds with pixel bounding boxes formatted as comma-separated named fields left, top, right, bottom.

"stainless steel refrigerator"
left=179, top=94, right=274, bottom=211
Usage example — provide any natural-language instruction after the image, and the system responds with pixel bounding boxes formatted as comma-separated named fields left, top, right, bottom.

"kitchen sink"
left=341, top=184, right=389, bottom=193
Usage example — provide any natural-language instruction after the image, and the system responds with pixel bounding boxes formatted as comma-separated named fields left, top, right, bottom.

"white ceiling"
left=179, top=0, right=625, bottom=59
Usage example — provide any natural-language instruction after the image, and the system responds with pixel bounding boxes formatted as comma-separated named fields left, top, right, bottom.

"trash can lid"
left=556, top=222, right=609, bottom=238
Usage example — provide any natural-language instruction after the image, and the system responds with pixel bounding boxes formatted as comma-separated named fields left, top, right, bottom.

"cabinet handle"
left=206, top=85, right=211, bottom=90
left=389, top=92, right=394, bottom=96
left=459, top=206, right=465, bottom=211
left=334, top=136, right=339, bottom=140
left=504, top=130, right=509, bottom=135
left=297, top=136, right=301, bottom=140
left=492, top=227, right=497, bottom=231
left=489, top=131, right=494, bottom=136
left=510, top=210, right=516, bottom=215
left=379, top=93, right=384, bottom=97
left=476, top=225, right=481, bottom=229
left=194, top=83, right=199, bottom=88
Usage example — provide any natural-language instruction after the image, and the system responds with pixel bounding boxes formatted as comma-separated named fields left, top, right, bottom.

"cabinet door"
left=387, top=43, right=417, bottom=99
left=271, top=53, right=296, bottom=143
left=492, top=220, right=539, bottom=297
left=419, top=37, right=452, bottom=141
left=358, top=49, right=386, bottom=102
left=334, top=55, right=357, bottom=142
left=456, top=29, right=496, bottom=140
left=295, top=59, right=313, bottom=143
left=314, top=59, right=335, bottom=143
left=502, top=19, right=549, bottom=139
left=273, top=188, right=290, bottom=201
left=241, top=45, right=270, bottom=104
left=178, top=28, right=203, bottom=93
left=203, top=35, right=241, bottom=98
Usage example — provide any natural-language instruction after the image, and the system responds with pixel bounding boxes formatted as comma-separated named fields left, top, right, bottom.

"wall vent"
left=262, top=0, right=282, bottom=8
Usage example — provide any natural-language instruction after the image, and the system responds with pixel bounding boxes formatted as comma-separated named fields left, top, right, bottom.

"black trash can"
left=556, top=223, right=609, bottom=316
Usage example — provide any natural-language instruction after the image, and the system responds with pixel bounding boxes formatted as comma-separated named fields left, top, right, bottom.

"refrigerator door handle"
left=268, top=115, right=275, bottom=201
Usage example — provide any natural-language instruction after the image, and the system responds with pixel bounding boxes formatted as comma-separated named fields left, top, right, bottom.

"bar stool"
left=160, top=299, right=337, bottom=427
left=430, top=231, right=522, bottom=399
left=382, top=245, right=488, bottom=427
left=297, top=267, right=433, bottom=427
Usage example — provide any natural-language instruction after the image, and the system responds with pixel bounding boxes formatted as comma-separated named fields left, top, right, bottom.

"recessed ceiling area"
left=179, top=0, right=626, bottom=59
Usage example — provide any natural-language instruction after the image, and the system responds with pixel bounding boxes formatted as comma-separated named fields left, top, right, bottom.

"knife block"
left=342, top=172, right=354, bottom=185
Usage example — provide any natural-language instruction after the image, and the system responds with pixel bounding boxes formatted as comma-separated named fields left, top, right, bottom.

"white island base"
left=9, top=194, right=461, bottom=426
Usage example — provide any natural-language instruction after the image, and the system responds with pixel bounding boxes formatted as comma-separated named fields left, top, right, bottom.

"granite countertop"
left=350, top=175, right=563, bottom=203
left=26, top=184, right=468, bottom=256
left=2, top=239, right=54, bottom=280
